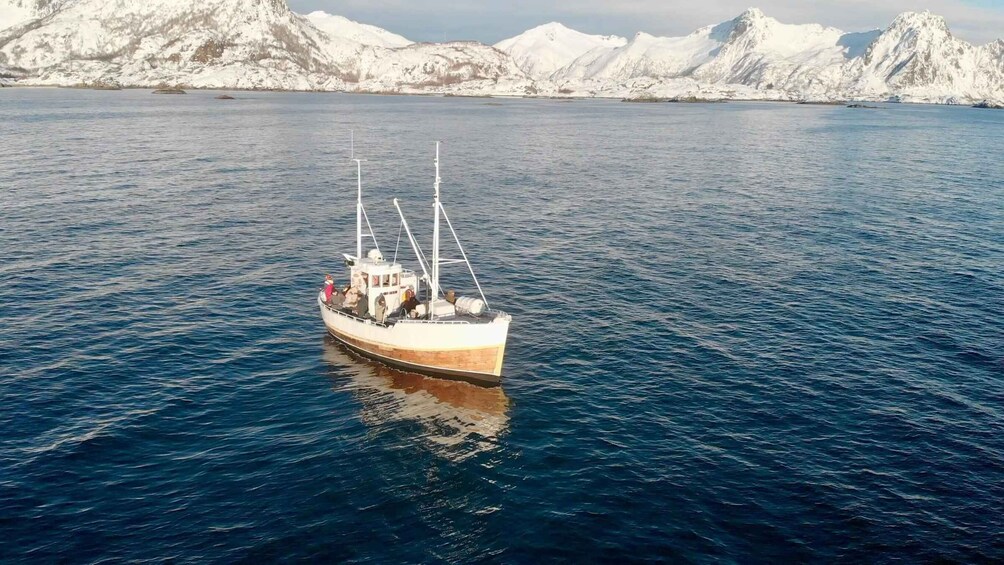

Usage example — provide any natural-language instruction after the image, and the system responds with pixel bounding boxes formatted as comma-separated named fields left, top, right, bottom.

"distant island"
left=1, top=1, right=1002, bottom=107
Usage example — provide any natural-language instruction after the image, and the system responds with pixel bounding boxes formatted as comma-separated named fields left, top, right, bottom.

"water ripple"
left=1, top=90, right=1002, bottom=562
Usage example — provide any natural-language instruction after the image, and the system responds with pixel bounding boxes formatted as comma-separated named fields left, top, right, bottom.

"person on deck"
left=355, top=291, right=369, bottom=318
left=343, top=284, right=361, bottom=311
left=375, top=295, right=388, bottom=323
left=323, top=274, right=334, bottom=304
left=399, top=288, right=419, bottom=318
left=329, top=281, right=345, bottom=307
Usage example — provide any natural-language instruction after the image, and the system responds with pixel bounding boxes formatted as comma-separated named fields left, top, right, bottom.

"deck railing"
left=320, top=293, right=509, bottom=326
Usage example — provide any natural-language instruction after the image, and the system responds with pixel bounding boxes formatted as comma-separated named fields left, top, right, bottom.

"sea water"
left=1, top=89, right=1002, bottom=562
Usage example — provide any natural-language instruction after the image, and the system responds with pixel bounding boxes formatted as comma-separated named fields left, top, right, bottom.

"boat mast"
left=354, top=157, right=363, bottom=261
left=348, top=132, right=380, bottom=263
left=430, top=142, right=441, bottom=320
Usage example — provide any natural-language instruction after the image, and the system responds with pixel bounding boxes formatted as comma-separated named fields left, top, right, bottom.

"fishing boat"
left=317, top=143, right=511, bottom=387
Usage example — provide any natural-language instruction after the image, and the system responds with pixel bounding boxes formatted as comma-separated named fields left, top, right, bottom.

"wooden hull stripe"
left=328, top=330, right=502, bottom=387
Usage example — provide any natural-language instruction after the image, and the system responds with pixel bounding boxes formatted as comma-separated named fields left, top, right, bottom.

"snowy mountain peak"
left=498, top=21, right=626, bottom=46
left=527, top=21, right=572, bottom=39
left=890, top=10, right=949, bottom=31
left=495, top=21, right=626, bottom=79
left=304, top=11, right=412, bottom=48
left=865, top=10, right=957, bottom=59
left=724, top=7, right=784, bottom=41
left=737, top=7, right=767, bottom=22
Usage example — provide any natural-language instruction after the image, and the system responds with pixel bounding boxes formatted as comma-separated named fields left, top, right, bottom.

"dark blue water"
left=2, top=89, right=1003, bottom=563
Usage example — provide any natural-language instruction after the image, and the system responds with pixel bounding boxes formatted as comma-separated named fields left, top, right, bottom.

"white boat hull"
left=319, top=295, right=510, bottom=386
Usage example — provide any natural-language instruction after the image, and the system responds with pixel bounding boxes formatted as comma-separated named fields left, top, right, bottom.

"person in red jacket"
left=323, top=274, right=335, bottom=304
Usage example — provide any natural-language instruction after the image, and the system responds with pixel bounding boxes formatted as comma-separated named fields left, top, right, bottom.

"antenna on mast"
left=431, top=141, right=442, bottom=320
left=350, top=130, right=379, bottom=261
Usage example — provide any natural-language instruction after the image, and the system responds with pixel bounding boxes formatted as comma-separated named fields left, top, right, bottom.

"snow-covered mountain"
left=0, top=0, right=345, bottom=89
left=504, top=8, right=1002, bottom=103
left=494, top=22, right=625, bottom=80
left=1, top=1, right=1001, bottom=104
left=842, top=11, right=1000, bottom=102
left=493, top=14, right=854, bottom=101
left=687, top=8, right=865, bottom=90
left=0, top=0, right=532, bottom=93
left=304, top=10, right=411, bottom=49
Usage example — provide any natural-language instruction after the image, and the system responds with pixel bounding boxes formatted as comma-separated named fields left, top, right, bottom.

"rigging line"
left=415, top=241, right=430, bottom=277
left=361, top=206, right=380, bottom=251
left=393, top=220, right=404, bottom=263
left=403, top=213, right=431, bottom=276
left=392, top=198, right=433, bottom=284
left=439, top=203, right=490, bottom=308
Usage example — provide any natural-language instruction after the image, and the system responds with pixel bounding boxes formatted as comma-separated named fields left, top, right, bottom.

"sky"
left=288, top=0, right=1004, bottom=45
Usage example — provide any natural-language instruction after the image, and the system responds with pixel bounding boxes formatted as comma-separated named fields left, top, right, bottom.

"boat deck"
left=321, top=300, right=503, bottom=327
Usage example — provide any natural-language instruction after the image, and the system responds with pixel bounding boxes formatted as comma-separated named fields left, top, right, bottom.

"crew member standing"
left=323, top=274, right=335, bottom=304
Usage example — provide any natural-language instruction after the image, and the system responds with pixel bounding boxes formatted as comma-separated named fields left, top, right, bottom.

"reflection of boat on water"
left=322, top=337, right=510, bottom=456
